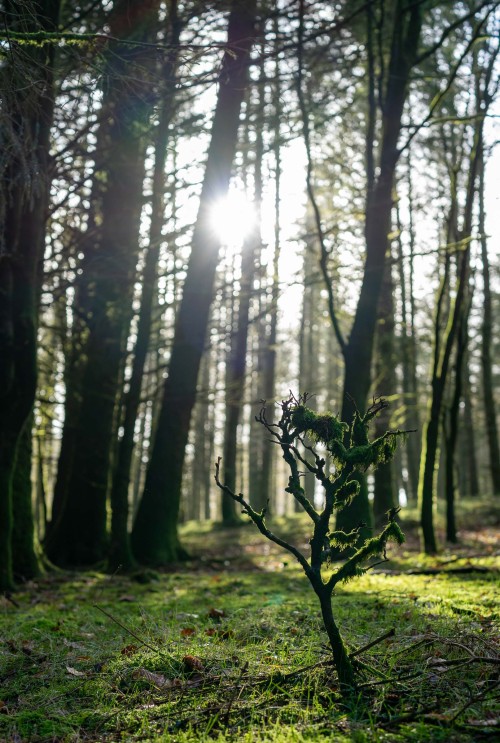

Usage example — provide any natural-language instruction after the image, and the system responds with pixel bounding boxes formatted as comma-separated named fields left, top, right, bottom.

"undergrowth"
left=0, top=504, right=498, bottom=742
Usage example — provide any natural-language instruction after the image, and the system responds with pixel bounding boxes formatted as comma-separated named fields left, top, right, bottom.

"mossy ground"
left=0, top=498, right=498, bottom=742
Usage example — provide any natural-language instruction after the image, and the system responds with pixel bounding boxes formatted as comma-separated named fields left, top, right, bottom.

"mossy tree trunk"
left=0, top=0, right=61, bottom=590
left=131, top=0, right=257, bottom=564
left=12, top=416, right=40, bottom=581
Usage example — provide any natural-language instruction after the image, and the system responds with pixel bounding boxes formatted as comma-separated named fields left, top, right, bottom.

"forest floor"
left=0, top=498, right=499, bottom=742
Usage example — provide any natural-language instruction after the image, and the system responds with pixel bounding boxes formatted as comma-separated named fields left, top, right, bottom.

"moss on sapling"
left=214, top=392, right=409, bottom=695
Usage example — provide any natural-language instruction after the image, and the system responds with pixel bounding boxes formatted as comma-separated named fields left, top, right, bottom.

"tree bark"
left=47, top=0, right=160, bottom=566
left=479, top=148, right=500, bottom=494
left=108, top=3, right=181, bottom=570
left=131, top=0, right=257, bottom=563
left=373, top=258, right=397, bottom=527
left=337, top=0, right=422, bottom=536
left=0, top=0, right=61, bottom=589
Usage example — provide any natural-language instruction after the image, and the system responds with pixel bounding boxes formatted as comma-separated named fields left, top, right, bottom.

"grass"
left=0, top=498, right=499, bottom=742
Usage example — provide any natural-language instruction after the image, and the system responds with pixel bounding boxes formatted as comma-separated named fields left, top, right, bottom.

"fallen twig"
left=350, top=628, right=395, bottom=658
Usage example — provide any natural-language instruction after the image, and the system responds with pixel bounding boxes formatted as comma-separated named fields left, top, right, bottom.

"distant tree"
left=419, top=29, right=498, bottom=553
left=297, top=0, right=422, bottom=540
left=479, top=146, right=500, bottom=495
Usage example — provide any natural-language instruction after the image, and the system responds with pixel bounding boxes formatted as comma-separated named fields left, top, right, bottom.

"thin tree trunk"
left=419, top=119, right=483, bottom=553
left=444, top=292, right=472, bottom=543
left=373, top=258, right=397, bottom=527
left=479, top=148, right=500, bottom=494
left=462, top=366, right=480, bottom=497
left=131, top=0, right=257, bottom=564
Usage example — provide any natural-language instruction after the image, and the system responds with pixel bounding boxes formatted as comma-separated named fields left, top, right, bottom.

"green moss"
left=0, top=509, right=498, bottom=742
left=291, top=406, right=347, bottom=447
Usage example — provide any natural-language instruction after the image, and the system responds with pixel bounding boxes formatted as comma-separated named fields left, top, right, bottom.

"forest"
left=0, top=0, right=499, bottom=741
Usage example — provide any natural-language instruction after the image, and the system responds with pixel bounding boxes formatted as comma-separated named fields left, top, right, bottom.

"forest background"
left=0, top=0, right=499, bottom=590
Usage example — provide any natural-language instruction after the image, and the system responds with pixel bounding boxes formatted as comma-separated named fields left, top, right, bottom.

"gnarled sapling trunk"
left=215, top=393, right=408, bottom=694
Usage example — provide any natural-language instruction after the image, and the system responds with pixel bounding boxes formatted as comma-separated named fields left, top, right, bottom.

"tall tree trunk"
left=396, top=178, right=420, bottom=501
left=108, top=3, right=181, bottom=570
left=373, top=258, right=397, bottom=527
left=131, top=0, right=257, bottom=564
left=462, top=366, right=480, bottom=497
left=258, top=27, right=282, bottom=515
left=337, top=0, right=422, bottom=536
left=221, top=114, right=262, bottom=523
left=0, top=0, right=61, bottom=590
left=419, top=124, right=482, bottom=553
left=443, top=292, right=472, bottom=543
left=479, top=149, right=500, bottom=494
left=47, top=0, right=160, bottom=566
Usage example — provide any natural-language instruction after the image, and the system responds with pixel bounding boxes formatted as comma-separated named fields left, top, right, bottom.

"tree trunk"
left=317, top=588, right=356, bottom=692
left=222, top=75, right=264, bottom=525
left=12, top=417, right=40, bottom=581
left=0, top=0, right=61, bottom=590
left=462, top=367, right=480, bottom=497
left=479, top=149, right=500, bottom=494
left=373, top=257, right=397, bottom=527
left=47, top=0, right=160, bottom=566
left=444, top=293, right=472, bottom=543
left=131, top=0, right=257, bottom=564
left=108, top=4, right=181, bottom=570
left=337, top=0, right=422, bottom=536
left=419, top=115, right=483, bottom=553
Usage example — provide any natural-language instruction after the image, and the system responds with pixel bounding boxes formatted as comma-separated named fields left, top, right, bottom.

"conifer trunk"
left=0, top=0, right=61, bottom=589
left=47, top=0, right=160, bottom=566
left=336, top=1, right=421, bottom=536
left=131, top=0, right=257, bottom=563
left=479, top=150, right=500, bottom=495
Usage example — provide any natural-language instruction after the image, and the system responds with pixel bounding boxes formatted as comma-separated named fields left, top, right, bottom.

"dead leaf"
left=208, top=607, right=226, bottom=619
left=183, top=655, right=204, bottom=672
left=121, top=644, right=138, bottom=656
left=180, top=627, right=196, bottom=637
left=133, top=668, right=181, bottom=689
left=66, top=666, right=85, bottom=677
left=118, top=595, right=136, bottom=602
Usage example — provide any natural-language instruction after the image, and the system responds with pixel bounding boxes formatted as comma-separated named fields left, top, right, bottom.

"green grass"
left=1, top=501, right=498, bottom=742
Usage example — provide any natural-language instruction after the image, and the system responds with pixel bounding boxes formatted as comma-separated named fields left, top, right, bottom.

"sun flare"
left=209, top=191, right=256, bottom=249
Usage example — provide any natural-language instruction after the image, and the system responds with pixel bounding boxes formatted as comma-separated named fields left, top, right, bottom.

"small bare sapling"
left=214, top=392, right=408, bottom=693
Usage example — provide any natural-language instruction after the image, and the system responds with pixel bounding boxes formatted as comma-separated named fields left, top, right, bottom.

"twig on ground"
left=94, top=604, right=160, bottom=655
left=350, top=628, right=395, bottom=658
